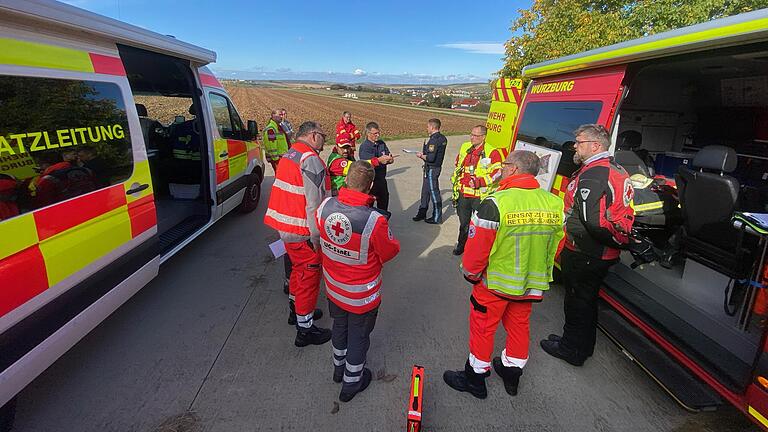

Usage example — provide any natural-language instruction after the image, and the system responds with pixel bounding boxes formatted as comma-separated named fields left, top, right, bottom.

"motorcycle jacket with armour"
left=264, top=141, right=330, bottom=243
left=316, top=187, right=400, bottom=314
left=462, top=174, right=564, bottom=300
left=563, top=152, right=634, bottom=261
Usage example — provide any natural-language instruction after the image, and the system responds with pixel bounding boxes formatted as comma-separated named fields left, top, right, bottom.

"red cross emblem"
left=331, top=221, right=345, bottom=237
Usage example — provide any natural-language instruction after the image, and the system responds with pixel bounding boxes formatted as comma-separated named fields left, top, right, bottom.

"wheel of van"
left=239, top=171, right=262, bottom=213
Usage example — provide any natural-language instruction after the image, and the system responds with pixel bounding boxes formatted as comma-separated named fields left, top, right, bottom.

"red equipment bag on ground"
left=407, top=365, right=425, bottom=432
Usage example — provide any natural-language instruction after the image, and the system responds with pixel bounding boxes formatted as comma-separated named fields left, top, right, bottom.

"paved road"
left=14, top=136, right=758, bottom=431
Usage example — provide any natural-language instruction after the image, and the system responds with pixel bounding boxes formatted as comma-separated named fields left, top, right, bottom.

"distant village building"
left=451, top=98, right=481, bottom=110
left=343, top=93, right=358, bottom=99
left=410, top=98, right=426, bottom=106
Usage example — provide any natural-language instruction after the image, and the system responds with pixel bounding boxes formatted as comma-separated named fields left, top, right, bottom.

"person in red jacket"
left=540, top=124, right=634, bottom=366
left=264, top=121, right=332, bottom=347
left=335, top=111, right=361, bottom=149
left=316, top=160, right=400, bottom=402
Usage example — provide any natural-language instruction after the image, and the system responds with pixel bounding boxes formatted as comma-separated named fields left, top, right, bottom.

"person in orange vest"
left=316, top=160, right=400, bottom=402
left=264, top=121, right=332, bottom=346
left=336, top=111, right=361, bottom=149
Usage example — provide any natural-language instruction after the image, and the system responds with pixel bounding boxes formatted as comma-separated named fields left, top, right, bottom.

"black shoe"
left=452, top=246, right=464, bottom=256
left=442, top=360, right=489, bottom=399
left=294, top=325, right=332, bottom=347
left=412, top=212, right=427, bottom=222
left=540, top=339, right=585, bottom=366
left=492, top=357, right=523, bottom=396
left=288, top=305, right=323, bottom=325
left=424, top=218, right=441, bottom=225
left=283, top=280, right=289, bottom=295
left=339, top=368, right=372, bottom=402
left=547, top=334, right=593, bottom=357
left=333, top=365, right=344, bottom=383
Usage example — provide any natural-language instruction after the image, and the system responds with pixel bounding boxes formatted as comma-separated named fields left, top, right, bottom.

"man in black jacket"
left=358, top=122, right=395, bottom=211
left=413, top=118, right=447, bottom=224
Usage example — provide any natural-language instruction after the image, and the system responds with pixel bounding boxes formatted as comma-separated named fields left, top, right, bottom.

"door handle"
left=126, top=183, right=150, bottom=195
left=219, top=151, right=228, bottom=158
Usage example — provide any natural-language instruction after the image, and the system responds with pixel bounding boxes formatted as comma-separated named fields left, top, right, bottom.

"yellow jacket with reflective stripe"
left=484, top=183, right=564, bottom=297
left=451, top=141, right=501, bottom=200
left=263, top=119, right=290, bottom=162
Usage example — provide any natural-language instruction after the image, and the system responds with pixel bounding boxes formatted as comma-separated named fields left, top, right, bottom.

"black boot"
left=333, top=365, right=344, bottom=383
left=339, top=368, right=372, bottom=402
left=294, top=325, right=332, bottom=347
left=412, top=208, right=427, bottom=221
left=424, top=216, right=441, bottom=224
left=492, top=357, right=523, bottom=396
left=287, top=300, right=323, bottom=325
left=442, top=360, right=489, bottom=399
left=540, top=339, right=585, bottom=366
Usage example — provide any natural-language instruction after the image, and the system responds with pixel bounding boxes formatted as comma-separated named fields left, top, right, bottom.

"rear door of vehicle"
left=513, top=65, right=627, bottom=196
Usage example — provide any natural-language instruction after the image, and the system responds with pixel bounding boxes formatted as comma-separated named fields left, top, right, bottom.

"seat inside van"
left=609, top=42, right=768, bottom=393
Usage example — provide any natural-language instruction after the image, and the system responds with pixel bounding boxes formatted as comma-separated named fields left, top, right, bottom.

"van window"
left=209, top=92, right=243, bottom=140
left=0, top=76, right=132, bottom=220
left=516, top=101, right=603, bottom=176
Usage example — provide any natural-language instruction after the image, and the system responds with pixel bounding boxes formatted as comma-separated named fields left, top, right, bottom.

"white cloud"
left=353, top=68, right=367, bottom=76
left=438, top=42, right=505, bottom=55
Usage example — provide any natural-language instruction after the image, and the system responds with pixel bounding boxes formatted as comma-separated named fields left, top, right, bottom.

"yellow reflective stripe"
left=633, top=201, right=664, bottom=212
left=124, top=160, right=153, bottom=204
left=0, top=213, right=39, bottom=260
left=525, top=17, right=768, bottom=78
left=228, top=153, right=247, bottom=178
left=749, top=406, right=768, bottom=428
left=39, top=205, right=132, bottom=286
left=0, top=38, right=95, bottom=73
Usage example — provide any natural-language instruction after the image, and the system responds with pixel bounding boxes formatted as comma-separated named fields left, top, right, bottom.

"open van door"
left=513, top=65, right=627, bottom=196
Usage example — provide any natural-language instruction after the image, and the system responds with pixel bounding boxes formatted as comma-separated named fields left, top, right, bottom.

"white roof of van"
left=523, top=8, right=768, bottom=79
left=0, top=0, right=216, bottom=64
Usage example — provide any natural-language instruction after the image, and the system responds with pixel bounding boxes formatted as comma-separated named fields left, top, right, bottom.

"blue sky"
left=65, top=0, right=530, bottom=84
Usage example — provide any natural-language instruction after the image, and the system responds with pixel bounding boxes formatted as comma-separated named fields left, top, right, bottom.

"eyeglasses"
left=575, top=140, right=597, bottom=145
left=470, top=134, right=485, bottom=137
left=313, top=131, right=327, bottom=141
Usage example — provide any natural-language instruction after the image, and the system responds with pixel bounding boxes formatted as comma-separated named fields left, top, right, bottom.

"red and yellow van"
left=487, top=8, right=768, bottom=429
left=0, top=1, right=265, bottom=423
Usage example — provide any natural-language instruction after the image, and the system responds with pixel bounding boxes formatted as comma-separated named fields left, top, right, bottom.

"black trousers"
left=283, top=254, right=292, bottom=280
left=329, top=300, right=379, bottom=392
left=418, top=166, right=442, bottom=220
left=456, top=195, right=480, bottom=250
left=559, top=248, right=615, bottom=359
left=371, top=178, right=389, bottom=211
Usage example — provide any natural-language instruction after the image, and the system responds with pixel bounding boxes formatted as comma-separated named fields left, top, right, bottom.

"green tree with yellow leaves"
left=500, top=0, right=768, bottom=78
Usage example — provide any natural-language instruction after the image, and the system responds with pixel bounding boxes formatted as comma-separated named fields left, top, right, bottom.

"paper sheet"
left=269, top=239, right=286, bottom=258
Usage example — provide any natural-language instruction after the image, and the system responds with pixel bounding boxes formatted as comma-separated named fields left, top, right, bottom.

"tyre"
left=238, top=170, right=262, bottom=213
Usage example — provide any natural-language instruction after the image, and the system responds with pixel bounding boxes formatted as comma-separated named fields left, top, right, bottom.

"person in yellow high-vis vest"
left=450, top=125, right=504, bottom=256
left=263, top=109, right=291, bottom=173
left=443, top=150, right=564, bottom=399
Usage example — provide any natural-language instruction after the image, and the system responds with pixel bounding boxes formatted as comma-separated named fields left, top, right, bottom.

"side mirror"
left=247, top=120, right=258, bottom=140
